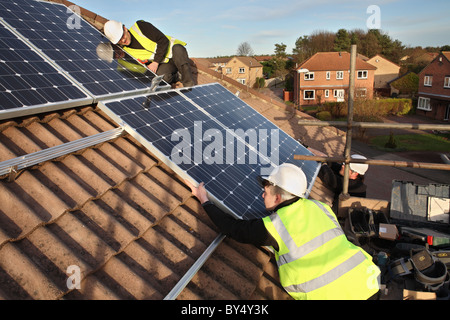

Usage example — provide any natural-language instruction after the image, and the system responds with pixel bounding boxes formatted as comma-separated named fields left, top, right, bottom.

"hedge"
left=321, top=98, right=413, bottom=120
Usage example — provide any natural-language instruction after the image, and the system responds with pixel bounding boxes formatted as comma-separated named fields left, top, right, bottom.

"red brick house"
left=417, top=51, right=450, bottom=121
left=293, top=52, right=376, bottom=106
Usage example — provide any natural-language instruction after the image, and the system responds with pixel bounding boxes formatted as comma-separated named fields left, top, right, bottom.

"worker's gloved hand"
left=184, top=180, right=209, bottom=204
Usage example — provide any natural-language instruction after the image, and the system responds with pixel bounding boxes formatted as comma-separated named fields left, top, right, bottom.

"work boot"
left=180, top=63, right=195, bottom=87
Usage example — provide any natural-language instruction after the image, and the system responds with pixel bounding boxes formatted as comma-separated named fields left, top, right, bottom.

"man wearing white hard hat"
left=103, top=20, right=194, bottom=87
left=319, top=154, right=369, bottom=204
left=185, top=163, right=379, bottom=300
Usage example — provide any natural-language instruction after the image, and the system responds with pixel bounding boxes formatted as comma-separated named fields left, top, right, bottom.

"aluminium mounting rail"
left=0, top=128, right=124, bottom=179
left=164, top=233, right=226, bottom=300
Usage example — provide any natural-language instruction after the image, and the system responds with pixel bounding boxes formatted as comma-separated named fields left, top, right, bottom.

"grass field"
left=370, top=133, right=450, bottom=152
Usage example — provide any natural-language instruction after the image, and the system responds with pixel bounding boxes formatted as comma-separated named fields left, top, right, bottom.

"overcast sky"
left=70, top=0, right=450, bottom=57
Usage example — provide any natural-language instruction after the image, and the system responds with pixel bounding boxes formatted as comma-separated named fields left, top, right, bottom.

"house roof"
left=441, top=51, right=450, bottom=62
left=418, top=51, right=450, bottom=76
left=204, top=57, right=232, bottom=65
left=367, top=54, right=400, bottom=69
left=198, top=56, right=263, bottom=69
left=0, top=0, right=342, bottom=300
left=298, top=52, right=377, bottom=71
left=231, top=56, right=263, bottom=68
left=254, top=55, right=273, bottom=62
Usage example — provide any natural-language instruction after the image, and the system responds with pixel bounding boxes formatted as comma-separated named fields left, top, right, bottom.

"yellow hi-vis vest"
left=123, top=22, right=187, bottom=64
left=262, top=198, right=380, bottom=300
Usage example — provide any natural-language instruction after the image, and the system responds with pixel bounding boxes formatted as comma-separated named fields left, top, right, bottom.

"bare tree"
left=237, top=42, right=254, bottom=56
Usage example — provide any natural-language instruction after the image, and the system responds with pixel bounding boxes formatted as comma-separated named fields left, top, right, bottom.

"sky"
left=70, top=0, right=450, bottom=58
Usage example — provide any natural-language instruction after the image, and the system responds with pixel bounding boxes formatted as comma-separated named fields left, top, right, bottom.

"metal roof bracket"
left=0, top=128, right=124, bottom=180
left=8, top=165, right=18, bottom=183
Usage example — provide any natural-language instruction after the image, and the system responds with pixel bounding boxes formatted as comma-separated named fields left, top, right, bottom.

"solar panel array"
left=99, top=83, right=320, bottom=220
left=0, top=0, right=169, bottom=119
left=0, top=0, right=320, bottom=220
left=0, top=21, right=90, bottom=114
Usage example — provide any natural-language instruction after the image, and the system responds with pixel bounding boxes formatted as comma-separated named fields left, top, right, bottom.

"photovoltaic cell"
left=0, top=0, right=168, bottom=102
left=100, top=83, right=320, bottom=220
left=0, top=21, right=90, bottom=118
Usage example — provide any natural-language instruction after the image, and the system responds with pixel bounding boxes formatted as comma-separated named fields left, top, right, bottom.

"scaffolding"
left=293, top=45, right=450, bottom=196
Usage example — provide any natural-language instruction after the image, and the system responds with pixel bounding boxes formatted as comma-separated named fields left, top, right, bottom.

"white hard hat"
left=349, top=154, right=369, bottom=175
left=96, top=42, right=114, bottom=63
left=260, top=163, right=307, bottom=198
left=104, top=20, right=124, bottom=44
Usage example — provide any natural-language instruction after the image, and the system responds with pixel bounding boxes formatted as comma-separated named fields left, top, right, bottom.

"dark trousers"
left=156, top=44, right=194, bottom=86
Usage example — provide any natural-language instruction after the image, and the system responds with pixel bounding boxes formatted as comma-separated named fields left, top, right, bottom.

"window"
left=356, top=88, right=367, bottom=98
left=325, top=89, right=329, bottom=98
left=237, top=79, right=246, bottom=85
left=333, top=89, right=344, bottom=97
left=304, top=72, right=314, bottom=80
left=239, top=67, right=245, bottom=74
left=334, top=89, right=345, bottom=101
left=357, top=70, right=368, bottom=79
left=326, top=71, right=331, bottom=80
left=418, top=97, right=431, bottom=111
left=336, top=71, right=344, bottom=80
left=424, top=75, right=432, bottom=86
left=304, top=90, right=315, bottom=100
left=226, top=68, right=232, bottom=74
left=444, top=77, right=450, bottom=88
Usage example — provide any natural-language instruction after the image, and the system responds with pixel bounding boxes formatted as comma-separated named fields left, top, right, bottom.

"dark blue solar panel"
left=0, top=21, right=89, bottom=115
left=0, top=0, right=168, bottom=100
left=100, top=83, right=320, bottom=220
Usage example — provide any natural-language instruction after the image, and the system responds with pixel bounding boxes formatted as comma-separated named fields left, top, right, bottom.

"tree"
left=390, top=72, right=419, bottom=95
left=334, top=29, right=351, bottom=52
left=360, top=29, right=381, bottom=58
left=293, top=35, right=313, bottom=63
left=309, top=30, right=335, bottom=53
left=292, top=31, right=335, bottom=64
left=236, top=42, right=254, bottom=56
left=274, top=43, right=287, bottom=58
left=292, top=28, right=407, bottom=67
left=271, top=43, right=289, bottom=78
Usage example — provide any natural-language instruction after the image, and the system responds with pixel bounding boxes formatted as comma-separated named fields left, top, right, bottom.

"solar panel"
left=99, top=83, right=320, bottom=220
left=0, top=0, right=169, bottom=103
left=0, top=20, right=92, bottom=119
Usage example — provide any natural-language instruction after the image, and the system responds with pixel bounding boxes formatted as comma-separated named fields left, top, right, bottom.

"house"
left=202, top=56, right=264, bottom=88
left=417, top=51, right=450, bottom=121
left=254, top=55, right=273, bottom=63
left=202, top=57, right=231, bottom=70
left=293, top=52, right=377, bottom=106
left=367, top=54, right=400, bottom=96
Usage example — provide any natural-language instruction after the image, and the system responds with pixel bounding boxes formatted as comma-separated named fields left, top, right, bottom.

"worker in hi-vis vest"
left=104, top=20, right=194, bottom=87
left=185, top=163, right=380, bottom=300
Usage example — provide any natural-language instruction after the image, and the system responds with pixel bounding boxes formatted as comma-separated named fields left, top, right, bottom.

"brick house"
left=293, top=52, right=376, bottom=106
left=201, top=56, right=263, bottom=88
left=417, top=51, right=450, bottom=121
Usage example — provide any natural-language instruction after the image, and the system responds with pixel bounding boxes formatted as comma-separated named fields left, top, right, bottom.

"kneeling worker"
left=104, top=20, right=195, bottom=87
left=185, top=163, right=380, bottom=300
